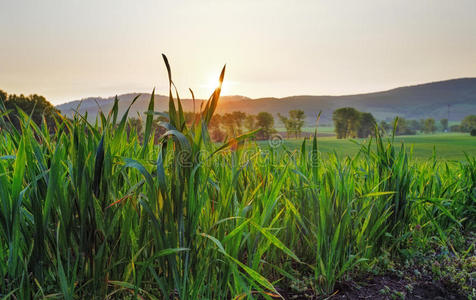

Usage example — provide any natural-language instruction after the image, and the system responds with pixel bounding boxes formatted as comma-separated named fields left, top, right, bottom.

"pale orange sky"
left=1, top=0, right=476, bottom=104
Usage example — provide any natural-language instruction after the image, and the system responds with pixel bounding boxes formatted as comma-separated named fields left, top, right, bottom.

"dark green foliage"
left=92, top=135, right=105, bottom=198
left=408, top=119, right=423, bottom=131
left=461, top=115, right=476, bottom=132
left=278, top=109, right=306, bottom=138
left=423, top=118, right=436, bottom=133
left=394, top=117, right=416, bottom=135
left=357, top=112, right=376, bottom=138
left=0, top=90, right=59, bottom=131
left=0, top=90, right=6, bottom=103
left=255, top=111, right=276, bottom=140
left=440, top=118, right=448, bottom=131
left=333, top=108, right=376, bottom=138
left=333, top=107, right=361, bottom=138
left=450, top=124, right=462, bottom=132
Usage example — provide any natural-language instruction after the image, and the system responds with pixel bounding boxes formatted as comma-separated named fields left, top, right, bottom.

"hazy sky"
left=1, top=0, right=476, bottom=104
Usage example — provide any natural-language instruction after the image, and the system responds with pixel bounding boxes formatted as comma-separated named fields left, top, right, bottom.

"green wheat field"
left=0, top=60, right=475, bottom=299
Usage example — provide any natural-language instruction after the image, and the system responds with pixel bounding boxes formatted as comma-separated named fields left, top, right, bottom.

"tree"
left=332, top=107, right=360, bottom=139
left=244, top=114, right=256, bottom=131
left=450, top=124, right=462, bottom=132
left=395, top=117, right=416, bottom=136
left=419, top=119, right=425, bottom=131
left=278, top=113, right=293, bottom=138
left=461, top=115, right=476, bottom=132
left=222, top=111, right=246, bottom=137
left=231, top=111, right=246, bottom=129
left=357, top=112, right=376, bottom=138
left=440, top=118, right=448, bottom=132
left=222, top=113, right=237, bottom=136
left=210, top=127, right=226, bottom=142
left=0, top=90, right=8, bottom=130
left=408, top=119, right=422, bottom=132
left=2, top=92, right=58, bottom=131
left=471, top=129, right=476, bottom=137
left=208, top=114, right=225, bottom=142
left=255, top=112, right=275, bottom=140
left=278, top=109, right=305, bottom=138
left=0, top=89, right=6, bottom=102
left=423, top=118, right=436, bottom=134
left=289, top=110, right=305, bottom=138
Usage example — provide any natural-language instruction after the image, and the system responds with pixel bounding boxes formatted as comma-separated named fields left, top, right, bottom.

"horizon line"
left=54, top=76, right=476, bottom=106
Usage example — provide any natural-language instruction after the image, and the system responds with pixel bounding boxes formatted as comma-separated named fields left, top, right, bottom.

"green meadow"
left=264, top=133, right=476, bottom=160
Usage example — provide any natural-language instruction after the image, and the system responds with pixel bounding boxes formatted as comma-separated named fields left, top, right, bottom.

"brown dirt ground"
left=275, top=272, right=468, bottom=299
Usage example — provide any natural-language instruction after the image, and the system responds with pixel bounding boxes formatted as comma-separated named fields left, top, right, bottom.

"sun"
left=203, top=75, right=230, bottom=95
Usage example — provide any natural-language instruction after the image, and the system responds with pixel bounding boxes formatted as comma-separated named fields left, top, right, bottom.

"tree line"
left=332, top=106, right=476, bottom=138
left=0, top=89, right=285, bottom=142
left=379, top=115, right=476, bottom=135
left=2, top=89, right=476, bottom=140
left=332, top=107, right=445, bottom=139
left=199, top=111, right=277, bottom=141
left=128, top=109, right=308, bottom=142
left=124, top=111, right=277, bottom=142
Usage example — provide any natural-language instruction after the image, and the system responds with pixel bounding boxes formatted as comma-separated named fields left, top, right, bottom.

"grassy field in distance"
left=276, top=126, right=335, bottom=134
left=257, top=133, right=476, bottom=160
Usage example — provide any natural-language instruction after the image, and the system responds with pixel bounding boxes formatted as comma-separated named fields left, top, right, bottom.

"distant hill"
left=56, top=78, right=476, bottom=124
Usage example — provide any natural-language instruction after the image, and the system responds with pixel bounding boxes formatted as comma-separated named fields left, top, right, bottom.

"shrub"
left=450, top=124, right=462, bottom=132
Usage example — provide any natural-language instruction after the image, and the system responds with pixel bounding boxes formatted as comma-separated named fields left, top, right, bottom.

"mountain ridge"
left=56, top=78, right=476, bottom=124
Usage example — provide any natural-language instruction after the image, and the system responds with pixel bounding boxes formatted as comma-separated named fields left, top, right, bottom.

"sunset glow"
left=2, top=1, right=476, bottom=298
left=1, top=0, right=475, bottom=104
